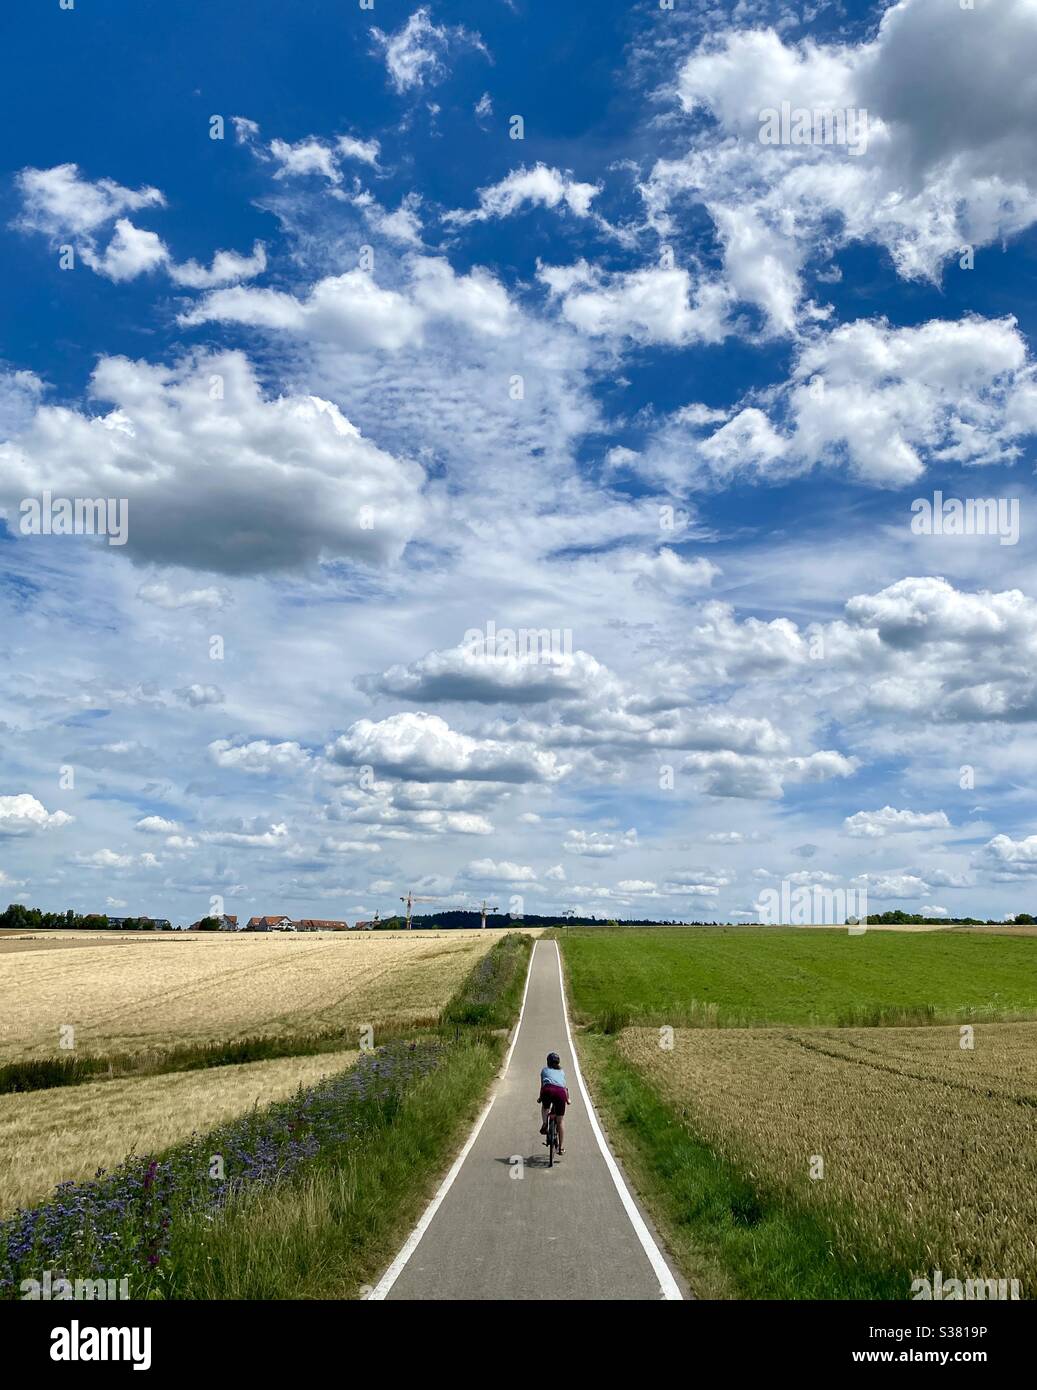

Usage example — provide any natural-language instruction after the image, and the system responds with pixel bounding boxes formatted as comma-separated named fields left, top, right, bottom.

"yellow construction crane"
left=479, top=899, right=499, bottom=930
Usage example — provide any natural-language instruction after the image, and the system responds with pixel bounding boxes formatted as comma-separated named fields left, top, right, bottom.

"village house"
left=187, top=913, right=238, bottom=931
left=293, top=919, right=350, bottom=932
left=245, top=915, right=294, bottom=932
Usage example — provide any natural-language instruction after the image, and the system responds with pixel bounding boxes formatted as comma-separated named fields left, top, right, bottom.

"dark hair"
left=547, top=1052, right=560, bottom=1067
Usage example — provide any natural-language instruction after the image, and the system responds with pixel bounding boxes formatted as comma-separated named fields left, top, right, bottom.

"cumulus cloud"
left=637, top=316, right=1037, bottom=489
left=645, top=0, right=1037, bottom=327
left=15, top=163, right=165, bottom=238
left=844, top=806, right=951, bottom=838
left=135, top=816, right=181, bottom=834
left=327, top=712, right=570, bottom=783
left=182, top=257, right=513, bottom=346
left=976, top=834, right=1037, bottom=880
left=176, top=684, right=225, bottom=708
left=359, top=646, right=608, bottom=704
left=464, top=858, right=538, bottom=882
left=208, top=740, right=312, bottom=774
left=539, top=259, right=731, bottom=346
left=168, top=242, right=267, bottom=289
left=0, top=794, right=73, bottom=834
left=14, top=164, right=265, bottom=287
left=445, top=164, right=599, bottom=225
left=79, top=218, right=168, bottom=282
left=0, top=351, right=425, bottom=574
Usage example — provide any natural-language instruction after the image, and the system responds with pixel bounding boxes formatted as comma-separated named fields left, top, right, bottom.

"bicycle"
left=545, top=1109, right=560, bottom=1167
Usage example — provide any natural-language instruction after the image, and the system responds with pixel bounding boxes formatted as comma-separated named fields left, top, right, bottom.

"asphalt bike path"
left=372, top=939, right=684, bottom=1300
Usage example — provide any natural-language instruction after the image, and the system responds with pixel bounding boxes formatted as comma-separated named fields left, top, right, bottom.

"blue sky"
left=2, top=0, right=1037, bottom=925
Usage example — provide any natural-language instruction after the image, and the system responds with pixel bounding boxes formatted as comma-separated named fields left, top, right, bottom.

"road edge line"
left=366, top=938, right=539, bottom=1300
left=554, top=939, right=684, bottom=1301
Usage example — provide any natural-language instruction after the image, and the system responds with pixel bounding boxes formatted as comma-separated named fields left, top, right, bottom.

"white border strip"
left=554, top=940, right=684, bottom=1301
left=366, top=939, right=539, bottom=1300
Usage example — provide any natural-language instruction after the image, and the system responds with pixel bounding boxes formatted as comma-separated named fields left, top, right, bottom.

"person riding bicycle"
left=538, top=1051, right=570, bottom=1156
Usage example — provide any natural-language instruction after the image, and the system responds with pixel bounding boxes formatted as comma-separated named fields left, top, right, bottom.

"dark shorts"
left=539, top=1084, right=567, bottom=1116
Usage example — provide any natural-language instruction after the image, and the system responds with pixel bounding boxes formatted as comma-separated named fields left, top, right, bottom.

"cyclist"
left=538, top=1050, right=570, bottom=1156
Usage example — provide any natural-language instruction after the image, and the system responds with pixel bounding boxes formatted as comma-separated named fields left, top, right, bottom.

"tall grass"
left=165, top=1038, right=500, bottom=1299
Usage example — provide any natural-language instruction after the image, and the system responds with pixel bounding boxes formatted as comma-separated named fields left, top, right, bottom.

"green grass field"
left=561, top=926, right=1037, bottom=1028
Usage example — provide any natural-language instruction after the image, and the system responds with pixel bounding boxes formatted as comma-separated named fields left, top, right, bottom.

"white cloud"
left=270, top=138, right=344, bottom=183
left=76, top=849, right=135, bottom=869
left=446, top=164, right=599, bottom=225
left=977, top=834, right=1037, bottom=880
left=844, top=806, right=951, bottom=838
left=327, top=712, right=570, bottom=783
left=176, top=684, right=225, bottom=708
left=136, top=581, right=228, bottom=612
left=638, top=315, right=1036, bottom=490
left=0, top=794, right=73, bottom=834
left=208, top=740, right=312, bottom=774
left=168, top=242, right=267, bottom=289
left=15, top=165, right=264, bottom=287
left=360, top=646, right=608, bottom=704
left=563, top=828, right=638, bottom=858
left=184, top=257, right=514, bottom=346
left=15, top=163, right=165, bottom=237
left=79, top=218, right=168, bottom=282
left=371, top=6, right=486, bottom=94
left=539, top=260, right=731, bottom=347
left=0, top=351, right=425, bottom=574
left=644, top=0, right=1037, bottom=327
left=464, top=858, right=538, bottom=882
left=135, top=816, right=181, bottom=834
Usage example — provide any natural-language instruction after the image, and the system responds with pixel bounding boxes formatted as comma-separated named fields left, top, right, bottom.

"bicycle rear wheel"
left=547, top=1115, right=556, bottom=1167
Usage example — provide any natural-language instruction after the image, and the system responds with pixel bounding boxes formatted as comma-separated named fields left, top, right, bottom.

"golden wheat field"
left=0, top=932, right=501, bottom=1062
left=621, top=1022, right=1037, bottom=1291
left=0, top=1050, right=360, bottom=1215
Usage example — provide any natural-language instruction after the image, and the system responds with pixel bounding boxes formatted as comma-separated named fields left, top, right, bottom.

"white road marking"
left=553, top=939, right=684, bottom=1301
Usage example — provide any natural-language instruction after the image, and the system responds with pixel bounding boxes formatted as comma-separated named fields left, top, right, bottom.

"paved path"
left=372, top=939, right=683, bottom=1300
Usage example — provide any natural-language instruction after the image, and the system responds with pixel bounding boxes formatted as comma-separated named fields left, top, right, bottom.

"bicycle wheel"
left=547, top=1115, right=556, bottom=1167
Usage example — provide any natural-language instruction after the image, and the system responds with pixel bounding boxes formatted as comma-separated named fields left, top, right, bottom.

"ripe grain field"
left=0, top=932, right=502, bottom=1062
left=0, top=1049, right=359, bottom=1216
left=619, top=1022, right=1037, bottom=1294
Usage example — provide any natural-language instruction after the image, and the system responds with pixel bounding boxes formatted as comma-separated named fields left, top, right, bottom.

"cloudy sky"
left=2, top=0, right=1037, bottom=926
